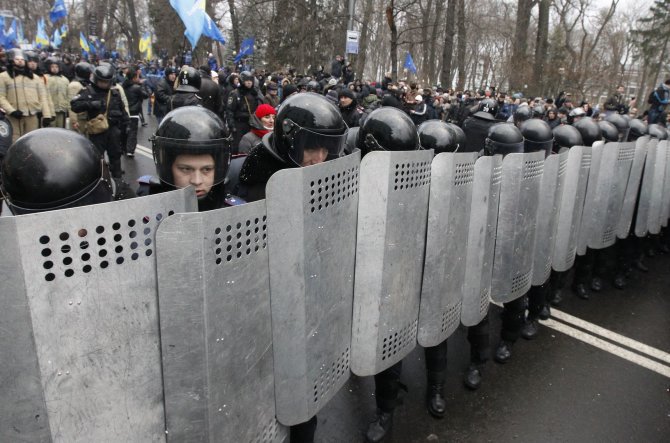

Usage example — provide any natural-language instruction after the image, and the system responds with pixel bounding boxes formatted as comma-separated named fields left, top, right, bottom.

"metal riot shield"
left=352, top=149, right=434, bottom=376
left=461, top=155, right=503, bottom=326
left=585, top=142, right=623, bottom=250
left=635, top=138, right=658, bottom=237
left=0, top=189, right=197, bottom=442
left=577, top=143, right=604, bottom=256
left=617, top=136, right=649, bottom=239
left=659, top=141, right=670, bottom=227
left=418, top=152, right=477, bottom=347
left=648, top=140, right=667, bottom=235
left=156, top=201, right=287, bottom=443
left=532, top=150, right=569, bottom=286
left=266, top=152, right=360, bottom=426
left=490, top=150, right=545, bottom=303
left=553, top=146, right=591, bottom=271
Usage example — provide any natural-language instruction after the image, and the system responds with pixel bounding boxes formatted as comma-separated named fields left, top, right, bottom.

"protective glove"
left=10, top=110, right=23, bottom=118
left=42, top=117, right=53, bottom=126
left=89, top=100, right=103, bottom=111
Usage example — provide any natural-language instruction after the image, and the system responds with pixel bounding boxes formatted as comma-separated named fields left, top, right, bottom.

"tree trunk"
left=510, top=0, right=534, bottom=91
left=420, top=0, right=433, bottom=84
left=440, top=0, right=456, bottom=88
left=386, top=2, right=398, bottom=82
left=227, top=0, right=241, bottom=55
left=456, top=0, right=466, bottom=90
left=532, top=0, right=549, bottom=96
left=123, top=0, right=140, bottom=59
left=427, top=0, right=445, bottom=85
left=356, top=0, right=375, bottom=80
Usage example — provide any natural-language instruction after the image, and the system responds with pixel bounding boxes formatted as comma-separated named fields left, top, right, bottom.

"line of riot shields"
left=1, top=135, right=668, bottom=442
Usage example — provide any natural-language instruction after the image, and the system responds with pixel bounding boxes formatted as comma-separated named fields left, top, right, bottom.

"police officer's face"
left=301, top=148, right=329, bottom=167
left=49, top=64, right=59, bottom=74
left=28, top=60, right=37, bottom=71
left=13, top=56, right=25, bottom=67
left=168, top=73, right=176, bottom=83
left=172, top=154, right=216, bottom=198
left=243, top=79, right=253, bottom=88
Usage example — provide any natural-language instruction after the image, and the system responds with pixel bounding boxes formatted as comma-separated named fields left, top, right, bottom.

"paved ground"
left=129, top=112, right=669, bottom=443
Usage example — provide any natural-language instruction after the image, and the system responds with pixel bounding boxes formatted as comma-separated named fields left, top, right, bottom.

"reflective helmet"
left=6, top=48, right=25, bottom=65
left=44, top=56, right=60, bottom=72
left=552, top=125, right=583, bottom=151
left=520, top=119, right=553, bottom=156
left=1, top=128, right=112, bottom=215
left=532, top=105, right=545, bottom=119
left=445, top=123, right=466, bottom=149
left=152, top=106, right=231, bottom=187
left=345, top=126, right=359, bottom=154
left=164, top=66, right=178, bottom=76
left=23, top=50, right=39, bottom=63
left=417, top=120, right=460, bottom=153
left=484, top=123, right=525, bottom=156
left=573, top=117, right=601, bottom=146
left=176, top=66, right=201, bottom=92
left=628, top=119, right=647, bottom=140
left=605, top=113, right=630, bottom=141
left=306, top=80, right=321, bottom=93
left=357, top=106, right=420, bottom=155
left=648, top=123, right=668, bottom=140
left=74, top=61, right=93, bottom=81
left=568, top=107, right=586, bottom=124
left=477, top=98, right=498, bottom=117
left=598, top=120, right=619, bottom=143
left=513, top=106, right=532, bottom=126
left=92, top=63, right=115, bottom=89
left=240, top=70, right=254, bottom=83
left=273, top=93, right=348, bottom=165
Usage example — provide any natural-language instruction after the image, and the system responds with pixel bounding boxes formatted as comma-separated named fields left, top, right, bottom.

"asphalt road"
left=127, top=108, right=669, bottom=443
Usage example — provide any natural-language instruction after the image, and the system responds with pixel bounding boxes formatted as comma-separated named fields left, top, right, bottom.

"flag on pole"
left=49, top=0, right=68, bottom=24
left=52, top=28, right=62, bottom=48
left=139, top=33, right=153, bottom=60
left=2, top=19, right=18, bottom=47
left=36, top=18, right=50, bottom=48
left=403, top=52, right=417, bottom=74
left=234, top=37, right=255, bottom=63
left=169, top=0, right=206, bottom=48
left=203, top=14, right=225, bottom=43
left=79, top=32, right=90, bottom=53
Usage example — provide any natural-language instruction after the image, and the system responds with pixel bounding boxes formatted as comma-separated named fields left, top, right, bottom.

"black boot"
left=494, top=340, right=513, bottom=364
left=463, top=364, right=483, bottom=390
left=538, top=304, right=551, bottom=320
left=634, top=259, right=649, bottom=273
left=613, top=274, right=627, bottom=290
left=590, top=276, right=603, bottom=292
left=425, top=371, right=446, bottom=419
left=548, top=289, right=563, bottom=306
left=521, top=319, right=539, bottom=340
left=573, top=283, right=589, bottom=300
left=365, top=409, right=394, bottom=443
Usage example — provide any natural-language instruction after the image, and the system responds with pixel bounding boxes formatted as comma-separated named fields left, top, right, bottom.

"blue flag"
left=403, top=52, right=417, bottom=74
left=52, top=28, right=62, bottom=48
left=170, top=0, right=205, bottom=48
left=49, top=0, right=68, bottom=24
left=234, top=37, right=255, bottom=63
left=2, top=19, right=18, bottom=48
left=203, top=14, right=225, bottom=43
left=36, top=18, right=50, bottom=48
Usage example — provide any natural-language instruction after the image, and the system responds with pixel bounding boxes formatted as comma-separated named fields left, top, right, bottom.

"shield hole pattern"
left=252, top=416, right=281, bottom=443
left=312, top=347, right=350, bottom=406
left=492, top=165, right=503, bottom=186
left=454, top=162, right=475, bottom=186
left=581, top=152, right=592, bottom=169
left=617, top=146, right=635, bottom=162
left=510, top=270, right=531, bottom=295
left=440, top=302, right=462, bottom=333
left=39, top=210, right=175, bottom=282
left=308, top=166, right=359, bottom=213
left=480, top=287, right=491, bottom=316
left=602, top=227, right=615, bottom=245
left=381, top=320, right=418, bottom=361
left=558, top=156, right=568, bottom=177
left=523, top=159, right=544, bottom=180
left=393, top=161, right=431, bottom=192
left=213, top=215, right=268, bottom=265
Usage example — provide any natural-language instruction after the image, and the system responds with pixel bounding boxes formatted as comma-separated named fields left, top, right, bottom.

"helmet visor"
left=283, top=123, right=347, bottom=166
left=152, top=136, right=231, bottom=187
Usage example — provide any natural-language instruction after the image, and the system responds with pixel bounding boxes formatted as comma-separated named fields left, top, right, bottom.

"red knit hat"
left=255, top=104, right=276, bottom=118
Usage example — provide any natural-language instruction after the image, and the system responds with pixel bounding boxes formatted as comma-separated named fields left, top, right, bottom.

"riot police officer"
left=461, top=98, right=500, bottom=153
left=1, top=128, right=113, bottom=215
left=145, top=106, right=232, bottom=212
left=171, top=66, right=202, bottom=110
left=71, top=63, right=129, bottom=181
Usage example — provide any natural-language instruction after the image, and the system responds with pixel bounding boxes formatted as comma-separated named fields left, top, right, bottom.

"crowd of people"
left=0, top=46, right=669, bottom=443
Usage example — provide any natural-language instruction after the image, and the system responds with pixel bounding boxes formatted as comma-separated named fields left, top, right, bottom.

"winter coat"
left=45, top=73, right=70, bottom=113
left=0, top=67, right=53, bottom=118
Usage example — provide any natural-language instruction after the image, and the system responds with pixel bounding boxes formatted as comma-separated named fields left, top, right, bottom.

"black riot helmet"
left=152, top=106, right=231, bottom=187
left=628, top=119, right=647, bottom=141
left=520, top=118, right=554, bottom=156
left=445, top=123, right=466, bottom=148
left=477, top=98, right=498, bottom=117
left=345, top=126, right=359, bottom=154
left=598, top=120, right=619, bottom=143
left=6, top=48, right=25, bottom=65
left=1, top=128, right=113, bottom=215
left=605, top=113, right=630, bottom=141
left=568, top=107, right=586, bottom=124
left=306, top=80, right=321, bottom=93
left=484, top=123, right=525, bottom=156
left=513, top=106, right=532, bottom=126
left=417, top=120, right=460, bottom=153
left=240, top=70, right=254, bottom=84
left=74, top=61, right=93, bottom=81
left=176, top=66, right=201, bottom=92
left=44, top=56, right=60, bottom=73
left=92, top=63, right=115, bottom=89
left=573, top=117, right=601, bottom=146
left=648, top=123, right=668, bottom=140
left=358, top=106, right=420, bottom=155
left=552, top=124, right=583, bottom=151
left=164, top=66, right=178, bottom=76
left=532, top=105, right=545, bottom=119
left=24, top=50, right=39, bottom=63
left=273, top=92, right=348, bottom=166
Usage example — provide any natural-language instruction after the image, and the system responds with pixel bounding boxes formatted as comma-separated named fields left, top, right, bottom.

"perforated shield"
left=156, top=202, right=287, bottom=443
left=635, top=138, right=658, bottom=237
left=490, top=150, right=545, bottom=303
left=461, top=155, right=503, bottom=326
left=659, top=141, right=670, bottom=228
left=553, top=146, right=591, bottom=271
left=577, top=143, right=604, bottom=256
left=585, top=142, right=629, bottom=250
left=532, top=150, right=568, bottom=285
left=417, top=152, right=477, bottom=347
left=617, top=137, right=649, bottom=239
left=648, top=140, right=667, bottom=235
left=0, top=189, right=197, bottom=442
left=351, top=149, right=433, bottom=376
left=266, top=152, right=360, bottom=426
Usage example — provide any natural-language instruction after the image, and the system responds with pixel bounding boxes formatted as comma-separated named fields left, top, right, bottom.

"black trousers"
left=90, top=126, right=122, bottom=178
